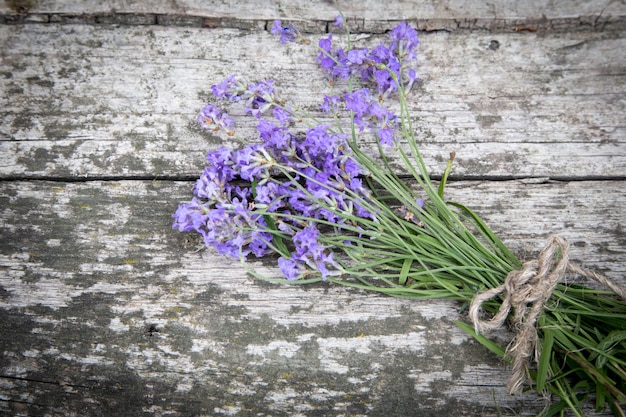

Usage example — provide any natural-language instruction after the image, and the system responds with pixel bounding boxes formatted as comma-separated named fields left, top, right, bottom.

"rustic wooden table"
left=1, top=1, right=624, bottom=416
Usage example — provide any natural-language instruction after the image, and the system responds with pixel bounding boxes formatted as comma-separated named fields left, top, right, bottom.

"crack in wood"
left=0, top=13, right=624, bottom=33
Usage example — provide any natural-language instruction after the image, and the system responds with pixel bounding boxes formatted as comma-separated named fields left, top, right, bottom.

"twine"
left=468, top=235, right=626, bottom=395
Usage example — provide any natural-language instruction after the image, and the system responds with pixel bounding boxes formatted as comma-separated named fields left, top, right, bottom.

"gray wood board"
left=1, top=24, right=624, bottom=180
left=0, top=179, right=623, bottom=416
left=1, top=1, right=625, bottom=415
left=1, top=0, right=625, bottom=32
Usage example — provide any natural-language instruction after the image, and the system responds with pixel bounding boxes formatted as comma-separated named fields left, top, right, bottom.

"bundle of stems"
left=177, top=14, right=626, bottom=416
left=254, top=80, right=626, bottom=416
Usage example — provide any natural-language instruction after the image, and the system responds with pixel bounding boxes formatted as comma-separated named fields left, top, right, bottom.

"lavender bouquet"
left=173, top=14, right=626, bottom=417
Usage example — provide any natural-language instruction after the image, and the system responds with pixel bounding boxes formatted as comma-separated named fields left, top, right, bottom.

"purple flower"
left=377, top=127, right=395, bottom=147
left=271, top=20, right=300, bottom=44
left=273, top=107, right=292, bottom=125
left=286, top=225, right=338, bottom=280
left=406, top=68, right=420, bottom=92
left=205, top=147, right=236, bottom=183
left=390, top=22, right=419, bottom=60
left=322, top=155, right=343, bottom=178
left=349, top=177, right=365, bottom=193
left=312, top=21, right=419, bottom=95
left=172, top=198, right=209, bottom=233
left=344, top=89, right=371, bottom=117
left=235, top=144, right=269, bottom=181
left=255, top=182, right=284, bottom=211
left=288, top=189, right=314, bottom=217
left=176, top=21, right=431, bottom=277
left=371, top=44, right=392, bottom=62
left=303, top=124, right=337, bottom=158
left=334, top=15, right=344, bottom=28
left=278, top=257, right=301, bottom=280
left=197, top=103, right=234, bottom=135
left=320, top=95, right=341, bottom=114
left=347, top=49, right=368, bottom=65
left=244, top=80, right=276, bottom=117
left=249, top=233, right=270, bottom=257
left=257, top=119, right=295, bottom=154
left=200, top=200, right=273, bottom=259
left=331, top=49, right=351, bottom=79
left=211, top=74, right=243, bottom=101
left=355, top=202, right=376, bottom=221
left=194, top=167, right=221, bottom=201
left=292, top=225, right=318, bottom=255
left=342, top=157, right=362, bottom=179
left=317, top=34, right=336, bottom=71
left=318, top=34, right=332, bottom=53
left=374, top=69, right=394, bottom=94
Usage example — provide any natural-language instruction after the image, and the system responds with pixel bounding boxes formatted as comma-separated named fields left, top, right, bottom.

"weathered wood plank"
left=1, top=25, right=624, bottom=179
left=0, top=179, right=623, bottom=415
left=1, top=1, right=625, bottom=415
left=1, top=0, right=625, bottom=33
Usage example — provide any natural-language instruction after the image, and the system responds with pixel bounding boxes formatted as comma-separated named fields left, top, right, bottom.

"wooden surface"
left=1, top=1, right=625, bottom=416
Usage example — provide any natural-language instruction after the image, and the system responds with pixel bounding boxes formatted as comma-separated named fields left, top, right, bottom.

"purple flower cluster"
left=172, top=146, right=273, bottom=259
left=175, top=20, right=421, bottom=281
left=174, top=75, right=376, bottom=280
left=278, top=225, right=339, bottom=281
left=318, top=86, right=400, bottom=147
left=211, top=75, right=284, bottom=119
left=197, top=103, right=234, bottom=136
left=271, top=20, right=310, bottom=45
left=316, top=22, right=419, bottom=97
left=311, top=21, right=420, bottom=147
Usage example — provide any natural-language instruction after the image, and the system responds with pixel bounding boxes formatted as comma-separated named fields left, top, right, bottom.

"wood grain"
left=0, top=180, right=623, bottom=415
left=0, top=1, right=624, bottom=415
left=1, top=0, right=625, bottom=32
left=1, top=25, right=624, bottom=179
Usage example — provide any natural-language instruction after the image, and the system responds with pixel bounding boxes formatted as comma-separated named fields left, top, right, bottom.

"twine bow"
left=469, top=235, right=626, bottom=395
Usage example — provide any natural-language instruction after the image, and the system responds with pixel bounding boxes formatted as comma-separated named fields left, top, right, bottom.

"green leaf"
left=536, top=328, right=555, bottom=392
left=447, top=201, right=520, bottom=268
left=565, top=351, right=626, bottom=403
left=591, top=330, right=626, bottom=369
left=595, top=382, right=605, bottom=413
left=263, top=214, right=290, bottom=257
left=456, top=321, right=506, bottom=358
left=437, top=152, right=455, bottom=199
left=398, top=257, right=412, bottom=285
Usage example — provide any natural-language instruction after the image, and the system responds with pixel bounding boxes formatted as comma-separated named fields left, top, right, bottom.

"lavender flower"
left=175, top=90, right=377, bottom=272
left=342, top=88, right=400, bottom=145
left=271, top=20, right=301, bottom=44
left=172, top=198, right=210, bottom=234
left=234, top=144, right=269, bottom=181
left=197, top=104, right=234, bottom=136
left=211, top=74, right=247, bottom=101
left=211, top=76, right=282, bottom=119
left=314, top=21, right=419, bottom=97
left=273, top=107, right=292, bottom=125
left=390, top=22, right=419, bottom=60
left=174, top=22, right=422, bottom=280
left=377, top=128, right=395, bottom=147
left=317, top=34, right=336, bottom=71
left=278, top=257, right=301, bottom=280
left=320, top=94, right=341, bottom=114
left=280, top=225, right=338, bottom=280
left=334, top=15, right=344, bottom=29
left=172, top=23, right=626, bottom=417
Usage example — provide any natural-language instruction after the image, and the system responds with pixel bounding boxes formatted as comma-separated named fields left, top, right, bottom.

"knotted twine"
left=469, top=235, right=626, bottom=395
